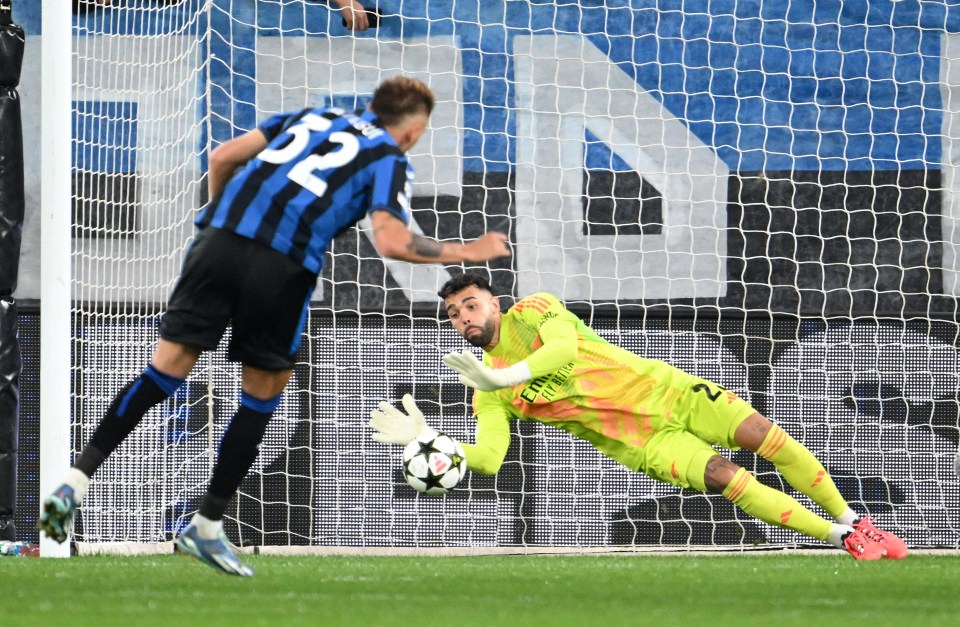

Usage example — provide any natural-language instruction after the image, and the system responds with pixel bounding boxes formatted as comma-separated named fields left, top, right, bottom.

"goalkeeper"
left=370, top=273, right=908, bottom=560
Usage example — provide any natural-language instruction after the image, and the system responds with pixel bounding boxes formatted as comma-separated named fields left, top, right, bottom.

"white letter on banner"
left=941, top=33, right=960, bottom=296
left=514, top=35, right=728, bottom=301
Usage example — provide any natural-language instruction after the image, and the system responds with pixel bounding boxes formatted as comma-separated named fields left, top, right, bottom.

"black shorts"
left=159, top=227, right=316, bottom=371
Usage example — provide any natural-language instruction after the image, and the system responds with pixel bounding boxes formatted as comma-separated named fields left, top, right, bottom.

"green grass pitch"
left=3, top=553, right=959, bottom=626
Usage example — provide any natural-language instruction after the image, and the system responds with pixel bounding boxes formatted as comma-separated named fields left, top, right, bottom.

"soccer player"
left=38, top=77, right=511, bottom=576
left=369, top=273, right=909, bottom=560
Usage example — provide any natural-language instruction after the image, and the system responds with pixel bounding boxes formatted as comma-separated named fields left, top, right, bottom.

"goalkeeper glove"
left=442, top=349, right=531, bottom=392
left=369, top=394, right=432, bottom=445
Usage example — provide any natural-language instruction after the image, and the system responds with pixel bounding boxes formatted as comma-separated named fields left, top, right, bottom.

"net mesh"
left=65, top=0, right=960, bottom=550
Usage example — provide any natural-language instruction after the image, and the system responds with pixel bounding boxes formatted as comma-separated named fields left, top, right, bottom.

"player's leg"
left=680, top=381, right=906, bottom=558
left=40, top=228, right=233, bottom=544
left=193, top=366, right=290, bottom=532
left=734, top=412, right=907, bottom=559
left=640, top=426, right=881, bottom=559
left=176, top=234, right=314, bottom=575
left=733, top=413, right=854, bottom=522
left=77, top=340, right=199, bottom=474
left=176, top=366, right=288, bottom=577
left=38, top=341, right=199, bottom=543
left=681, top=382, right=849, bottom=518
left=700, top=453, right=883, bottom=560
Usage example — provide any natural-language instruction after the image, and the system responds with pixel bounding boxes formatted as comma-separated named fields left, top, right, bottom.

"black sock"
left=200, top=392, right=279, bottom=520
left=77, top=364, right=185, bottom=477
left=198, top=493, right=231, bottom=521
left=74, top=447, right=107, bottom=478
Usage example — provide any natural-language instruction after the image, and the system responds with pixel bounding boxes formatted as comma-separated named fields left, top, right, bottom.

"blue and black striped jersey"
left=196, top=107, right=413, bottom=274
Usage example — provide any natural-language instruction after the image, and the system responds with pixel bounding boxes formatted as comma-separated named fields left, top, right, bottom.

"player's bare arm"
left=332, top=0, right=370, bottom=31
left=408, top=233, right=443, bottom=258
left=207, top=129, right=269, bottom=200
left=368, top=210, right=511, bottom=263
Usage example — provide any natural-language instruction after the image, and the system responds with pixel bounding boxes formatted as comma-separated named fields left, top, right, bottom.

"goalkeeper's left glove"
left=368, top=393, right=432, bottom=444
left=442, top=349, right=531, bottom=392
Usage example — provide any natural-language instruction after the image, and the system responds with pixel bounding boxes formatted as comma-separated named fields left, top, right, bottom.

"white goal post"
left=38, top=0, right=72, bottom=560
left=38, top=0, right=960, bottom=555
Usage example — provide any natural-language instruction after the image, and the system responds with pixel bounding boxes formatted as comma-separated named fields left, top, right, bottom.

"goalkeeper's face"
left=444, top=286, right=501, bottom=349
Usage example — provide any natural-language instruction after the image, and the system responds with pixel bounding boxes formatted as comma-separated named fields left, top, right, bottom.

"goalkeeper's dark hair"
left=370, top=76, right=435, bottom=127
left=438, top=272, right=493, bottom=300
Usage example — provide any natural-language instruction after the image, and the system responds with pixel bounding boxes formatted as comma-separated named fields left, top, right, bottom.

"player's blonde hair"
left=370, top=76, right=435, bottom=127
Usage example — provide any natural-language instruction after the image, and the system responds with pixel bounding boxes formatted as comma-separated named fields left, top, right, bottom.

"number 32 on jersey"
left=257, top=113, right=359, bottom=198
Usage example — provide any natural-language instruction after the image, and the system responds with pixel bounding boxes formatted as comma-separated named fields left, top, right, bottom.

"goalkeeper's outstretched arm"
left=458, top=391, right=512, bottom=474
left=368, top=393, right=512, bottom=475
left=442, top=314, right=579, bottom=392
left=368, top=394, right=431, bottom=444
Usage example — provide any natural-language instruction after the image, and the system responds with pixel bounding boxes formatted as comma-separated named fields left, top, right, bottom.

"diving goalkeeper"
left=369, top=273, right=908, bottom=560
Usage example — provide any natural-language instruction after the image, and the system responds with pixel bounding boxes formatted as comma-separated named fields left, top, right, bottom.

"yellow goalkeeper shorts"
left=636, top=378, right=757, bottom=493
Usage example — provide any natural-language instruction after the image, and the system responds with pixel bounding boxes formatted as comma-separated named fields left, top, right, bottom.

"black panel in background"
left=0, top=299, right=18, bottom=541
left=15, top=312, right=959, bottom=546
left=13, top=312, right=38, bottom=544
left=320, top=168, right=957, bottom=319
left=72, top=171, right=140, bottom=239
left=728, top=169, right=952, bottom=318
left=582, top=170, right=662, bottom=236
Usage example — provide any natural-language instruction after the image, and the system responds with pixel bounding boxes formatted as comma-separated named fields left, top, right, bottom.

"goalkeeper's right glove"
left=368, top=393, right=431, bottom=445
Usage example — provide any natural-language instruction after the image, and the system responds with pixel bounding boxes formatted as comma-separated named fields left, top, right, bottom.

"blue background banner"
left=20, top=0, right=958, bottom=172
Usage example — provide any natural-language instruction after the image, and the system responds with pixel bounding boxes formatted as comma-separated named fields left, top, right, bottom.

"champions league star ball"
left=402, top=430, right=468, bottom=495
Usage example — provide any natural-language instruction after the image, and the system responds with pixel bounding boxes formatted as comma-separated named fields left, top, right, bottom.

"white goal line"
left=71, top=542, right=960, bottom=558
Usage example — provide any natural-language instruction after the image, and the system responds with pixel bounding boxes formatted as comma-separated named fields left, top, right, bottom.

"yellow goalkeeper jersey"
left=461, top=292, right=698, bottom=475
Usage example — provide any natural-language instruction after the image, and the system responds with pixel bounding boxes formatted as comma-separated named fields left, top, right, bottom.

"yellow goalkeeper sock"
left=723, top=467, right=832, bottom=542
left=756, top=424, right=850, bottom=521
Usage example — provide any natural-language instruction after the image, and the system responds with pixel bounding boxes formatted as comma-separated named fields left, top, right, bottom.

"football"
left=402, top=430, right=468, bottom=495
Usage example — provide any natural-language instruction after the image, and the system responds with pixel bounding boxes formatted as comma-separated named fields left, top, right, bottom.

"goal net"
left=60, top=0, right=960, bottom=552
